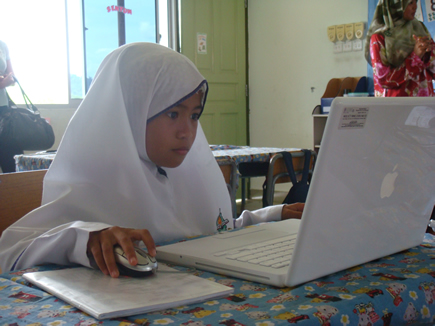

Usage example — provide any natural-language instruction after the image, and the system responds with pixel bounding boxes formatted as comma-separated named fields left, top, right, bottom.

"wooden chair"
left=218, top=159, right=238, bottom=219
left=0, top=170, right=47, bottom=237
left=263, top=150, right=316, bottom=207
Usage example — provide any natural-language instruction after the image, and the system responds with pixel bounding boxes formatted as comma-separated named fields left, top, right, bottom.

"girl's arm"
left=0, top=221, right=111, bottom=272
left=234, top=203, right=304, bottom=229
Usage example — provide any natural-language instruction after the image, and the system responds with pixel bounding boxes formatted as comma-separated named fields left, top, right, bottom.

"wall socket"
left=352, top=39, right=363, bottom=51
left=343, top=41, right=352, bottom=52
left=334, top=42, right=343, bottom=53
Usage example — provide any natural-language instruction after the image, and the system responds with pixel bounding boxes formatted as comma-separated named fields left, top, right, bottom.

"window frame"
left=10, top=0, right=179, bottom=110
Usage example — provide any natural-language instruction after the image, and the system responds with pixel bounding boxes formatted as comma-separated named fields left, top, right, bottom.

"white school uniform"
left=0, top=43, right=282, bottom=272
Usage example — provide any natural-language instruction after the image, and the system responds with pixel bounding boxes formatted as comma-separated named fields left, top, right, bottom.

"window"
left=1, top=1, right=69, bottom=105
left=1, top=0, right=175, bottom=106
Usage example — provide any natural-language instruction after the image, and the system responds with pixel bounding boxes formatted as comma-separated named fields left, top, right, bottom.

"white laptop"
left=156, top=97, right=435, bottom=287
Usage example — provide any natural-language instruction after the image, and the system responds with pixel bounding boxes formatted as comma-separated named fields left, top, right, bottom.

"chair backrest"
left=263, top=150, right=316, bottom=207
left=0, top=170, right=47, bottom=237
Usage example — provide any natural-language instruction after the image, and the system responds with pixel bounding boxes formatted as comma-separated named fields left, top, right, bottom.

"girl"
left=0, top=43, right=303, bottom=277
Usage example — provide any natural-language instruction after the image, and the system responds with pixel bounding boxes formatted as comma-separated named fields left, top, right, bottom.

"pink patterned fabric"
left=370, top=33, right=435, bottom=97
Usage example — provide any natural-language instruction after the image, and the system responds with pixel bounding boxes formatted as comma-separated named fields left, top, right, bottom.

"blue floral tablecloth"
left=1, top=234, right=435, bottom=325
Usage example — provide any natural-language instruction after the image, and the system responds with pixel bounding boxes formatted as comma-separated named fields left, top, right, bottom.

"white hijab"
left=0, top=43, right=232, bottom=271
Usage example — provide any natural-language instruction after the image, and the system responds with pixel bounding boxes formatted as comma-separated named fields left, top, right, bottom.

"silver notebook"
left=157, top=97, right=435, bottom=287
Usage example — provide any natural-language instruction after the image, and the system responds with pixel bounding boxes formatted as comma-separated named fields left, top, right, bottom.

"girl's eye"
left=191, top=113, right=200, bottom=121
left=167, top=111, right=178, bottom=119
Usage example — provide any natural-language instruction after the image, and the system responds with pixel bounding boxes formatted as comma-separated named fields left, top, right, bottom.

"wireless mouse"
left=114, top=245, right=158, bottom=277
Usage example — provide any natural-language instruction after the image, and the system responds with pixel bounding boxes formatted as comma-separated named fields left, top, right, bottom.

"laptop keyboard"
left=213, top=234, right=297, bottom=269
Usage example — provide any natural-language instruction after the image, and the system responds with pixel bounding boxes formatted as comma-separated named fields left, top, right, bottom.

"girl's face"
left=146, top=92, right=203, bottom=168
left=403, top=0, right=417, bottom=21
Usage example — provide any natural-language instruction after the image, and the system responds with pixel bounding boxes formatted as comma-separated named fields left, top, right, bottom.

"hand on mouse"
left=87, top=226, right=156, bottom=278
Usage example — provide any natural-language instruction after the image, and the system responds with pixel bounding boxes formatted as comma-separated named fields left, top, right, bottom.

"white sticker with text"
left=339, top=107, right=369, bottom=129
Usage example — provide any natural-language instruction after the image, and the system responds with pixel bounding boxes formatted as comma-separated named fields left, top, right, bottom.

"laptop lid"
left=157, top=97, right=435, bottom=287
left=286, top=97, right=435, bottom=285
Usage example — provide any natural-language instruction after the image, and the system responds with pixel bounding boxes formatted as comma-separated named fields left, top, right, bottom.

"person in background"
left=0, top=40, right=21, bottom=173
left=0, top=43, right=304, bottom=277
left=365, top=0, right=435, bottom=97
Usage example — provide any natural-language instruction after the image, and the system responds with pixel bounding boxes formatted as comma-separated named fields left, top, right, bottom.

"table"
left=15, top=151, right=56, bottom=171
left=1, top=233, right=435, bottom=325
left=210, top=145, right=301, bottom=209
left=16, top=146, right=300, bottom=172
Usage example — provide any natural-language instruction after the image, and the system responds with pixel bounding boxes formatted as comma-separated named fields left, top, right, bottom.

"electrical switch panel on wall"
left=335, top=25, right=345, bottom=42
left=327, top=22, right=365, bottom=53
left=353, top=22, right=365, bottom=51
left=354, top=22, right=365, bottom=39
left=327, top=25, right=336, bottom=42
left=345, top=23, right=354, bottom=40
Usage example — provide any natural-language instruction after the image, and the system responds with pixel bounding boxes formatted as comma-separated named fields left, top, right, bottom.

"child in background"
left=0, top=43, right=303, bottom=277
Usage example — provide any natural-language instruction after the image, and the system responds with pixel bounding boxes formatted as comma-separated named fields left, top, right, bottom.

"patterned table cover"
left=15, top=146, right=301, bottom=172
left=210, top=145, right=300, bottom=167
left=1, top=233, right=435, bottom=325
left=15, top=152, right=56, bottom=172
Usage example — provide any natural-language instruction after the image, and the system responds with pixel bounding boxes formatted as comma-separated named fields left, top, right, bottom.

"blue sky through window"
left=80, top=1, right=157, bottom=96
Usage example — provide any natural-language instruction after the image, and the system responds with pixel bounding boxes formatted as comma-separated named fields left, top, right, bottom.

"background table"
left=1, top=233, right=435, bottom=325
left=15, top=151, right=56, bottom=171
left=15, top=146, right=301, bottom=212
left=210, top=145, right=301, bottom=210
left=16, top=146, right=300, bottom=172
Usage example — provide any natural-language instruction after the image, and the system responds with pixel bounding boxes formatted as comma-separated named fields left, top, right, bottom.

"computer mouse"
left=113, top=245, right=158, bottom=277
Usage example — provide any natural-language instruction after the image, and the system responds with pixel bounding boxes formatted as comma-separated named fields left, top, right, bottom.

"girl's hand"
left=281, top=203, right=305, bottom=220
left=413, top=35, right=431, bottom=58
left=87, top=226, right=156, bottom=278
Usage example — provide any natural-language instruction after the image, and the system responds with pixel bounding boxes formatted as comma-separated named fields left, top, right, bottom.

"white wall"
left=29, top=1, right=369, bottom=169
left=248, top=0, right=368, bottom=189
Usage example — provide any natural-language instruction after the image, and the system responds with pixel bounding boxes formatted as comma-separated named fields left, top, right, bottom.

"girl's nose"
left=177, top=120, right=195, bottom=139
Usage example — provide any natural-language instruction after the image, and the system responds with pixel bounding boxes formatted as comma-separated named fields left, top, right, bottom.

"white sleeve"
left=234, top=204, right=284, bottom=228
left=0, top=221, right=112, bottom=272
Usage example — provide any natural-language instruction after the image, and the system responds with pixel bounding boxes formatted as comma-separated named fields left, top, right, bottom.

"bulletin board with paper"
left=424, top=0, right=435, bottom=24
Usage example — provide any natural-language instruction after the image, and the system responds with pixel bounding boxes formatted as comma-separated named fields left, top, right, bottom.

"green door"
left=180, top=0, right=247, bottom=146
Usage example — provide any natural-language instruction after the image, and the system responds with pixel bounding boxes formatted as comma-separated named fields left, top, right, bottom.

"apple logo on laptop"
left=380, top=164, right=398, bottom=199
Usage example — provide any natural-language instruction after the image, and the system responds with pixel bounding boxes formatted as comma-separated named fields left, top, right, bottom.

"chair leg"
left=241, top=178, right=246, bottom=211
